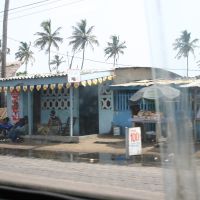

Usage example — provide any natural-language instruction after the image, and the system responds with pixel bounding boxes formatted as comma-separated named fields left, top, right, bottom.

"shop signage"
left=127, top=127, right=142, bottom=156
left=11, top=90, right=20, bottom=123
left=68, top=69, right=80, bottom=83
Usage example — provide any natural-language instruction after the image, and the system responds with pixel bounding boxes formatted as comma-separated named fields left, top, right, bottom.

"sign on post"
left=68, top=69, right=80, bottom=83
left=126, top=127, right=142, bottom=157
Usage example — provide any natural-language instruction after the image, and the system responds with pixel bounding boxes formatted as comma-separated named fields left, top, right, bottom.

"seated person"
left=48, top=110, right=61, bottom=135
left=8, top=116, right=28, bottom=142
left=0, top=117, right=13, bottom=130
left=0, top=117, right=13, bottom=138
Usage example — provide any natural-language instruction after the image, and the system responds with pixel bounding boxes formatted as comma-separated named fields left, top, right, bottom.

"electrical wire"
left=6, top=36, right=200, bottom=71
left=0, top=0, right=86, bottom=22
left=0, top=0, right=52, bottom=14
left=0, top=0, right=67, bottom=17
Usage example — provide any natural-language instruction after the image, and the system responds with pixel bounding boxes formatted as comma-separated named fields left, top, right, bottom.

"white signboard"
left=128, top=127, right=142, bottom=156
left=68, top=69, right=80, bottom=83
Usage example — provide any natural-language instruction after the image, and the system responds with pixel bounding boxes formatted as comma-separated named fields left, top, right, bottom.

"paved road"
left=0, top=155, right=165, bottom=200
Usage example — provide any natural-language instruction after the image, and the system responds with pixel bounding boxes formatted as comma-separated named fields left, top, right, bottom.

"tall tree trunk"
left=186, top=55, right=189, bottom=78
left=25, top=62, right=27, bottom=75
left=1, top=0, right=9, bottom=78
left=69, top=51, right=75, bottom=69
left=48, top=49, right=51, bottom=72
left=81, top=47, right=85, bottom=70
left=113, top=54, right=116, bottom=68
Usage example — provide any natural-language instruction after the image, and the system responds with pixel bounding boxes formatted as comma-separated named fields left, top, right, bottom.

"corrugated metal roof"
left=0, top=69, right=114, bottom=81
left=110, top=79, right=196, bottom=87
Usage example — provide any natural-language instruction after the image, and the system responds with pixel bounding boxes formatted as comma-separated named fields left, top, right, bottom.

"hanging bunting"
left=74, top=82, right=79, bottom=88
left=66, top=83, right=71, bottom=88
left=50, top=84, right=56, bottom=90
left=87, top=79, right=92, bottom=86
left=36, top=85, right=41, bottom=91
left=16, top=86, right=21, bottom=92
left=3, top=87, right=8, bottom=92
left=92, top=79, right=98, bottom=85
left=98, top=78, right=103, bottom=84
left=23, top=85, right=28, bottom=92
left=58, top=83, right=63, bottom=90
left=43, top=84, right=48, bottom=90
left=10, top=86, right=14, bottom=92
left=30, top=85, right=34, bottom=92
left=107, top=75, right=113, bottom=80
left=81, top=81, right=87, bottom=87
left=103, top=77, right=107, bottom=82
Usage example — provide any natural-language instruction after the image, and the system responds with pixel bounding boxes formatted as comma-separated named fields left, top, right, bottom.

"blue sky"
left=1, top=0, right=200, bottom=77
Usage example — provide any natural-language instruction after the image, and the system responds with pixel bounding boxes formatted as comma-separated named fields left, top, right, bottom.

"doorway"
left=33, top=90, right=41, bottom=133
left=79, top=86, right=99, bottom=135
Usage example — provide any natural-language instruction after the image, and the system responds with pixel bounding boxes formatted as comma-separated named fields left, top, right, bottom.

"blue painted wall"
left=113, top=111, right=132, bottom=135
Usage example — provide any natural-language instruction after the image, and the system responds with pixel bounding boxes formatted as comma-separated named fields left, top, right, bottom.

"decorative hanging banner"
left=3, top=87, right=7, bottom=92
left=87, top=79, right=92, bottom=86
left=108, top=76, right=113, bottom=80
left=11, top=90, right=20, bottom=123
left=103, top=77, right=107, bottom=82
left=16, top=86, right=21, bottom=92
left=98, top=78, right=103, bottom=84
left=58, top=83, right=63, bottom=90
left=92, top=79, right=98, bottom=85
left=10, top=86, right=14, bottom=92
left=66, top=83, right=71, bottom=88
left=23, top=86, right=28, bottom=92
left=36, top=85, right=41, bottom=91
left=74, top=82, right=79, bottom=88
left=30, top=85, right=34, bottom=92
left=43, top=85, right=48, bottom=90
left=50, top=84, right=56, bottom=90
left=81, top=81, right=87, bottom=87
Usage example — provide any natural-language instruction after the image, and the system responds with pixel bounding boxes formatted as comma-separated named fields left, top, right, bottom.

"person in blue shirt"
left=8, top=116, right=28, bottom=142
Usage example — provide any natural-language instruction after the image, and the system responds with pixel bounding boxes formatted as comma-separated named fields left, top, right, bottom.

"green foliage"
left=68, top=19, right=99, bottom=69
left=34, top=20, right=63, bottom=72
left=104, top=35, right=126, bottom=67
left=15, top=41, right=34, bottom=74
left=173, top=30, right=199, bottom=77
left=16, top=71, right=27, bottom=76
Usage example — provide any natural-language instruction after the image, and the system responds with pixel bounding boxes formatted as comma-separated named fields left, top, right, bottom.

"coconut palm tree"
left=104, top=35, right=126, bottom=68
left=68, top=19, right=99, bottom=70
left=50, top=55, right=65, bottom=73
left=34, top=20, right=63, bottom=72
left=15, top=42, right=34, bottom=74
left=173, top=30, right=199, bottom=78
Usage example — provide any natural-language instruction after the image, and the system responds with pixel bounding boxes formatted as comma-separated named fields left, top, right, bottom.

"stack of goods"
left=133, top=110, right=163, bottom=121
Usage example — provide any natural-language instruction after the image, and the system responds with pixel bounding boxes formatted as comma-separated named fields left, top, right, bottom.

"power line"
left=0, top=0, right=52, bottom=14
left=7, top=36, right=200, bottom=71
left=0, top=0, right=86, bottom=22
left=0, top=0, right=66, bottom=17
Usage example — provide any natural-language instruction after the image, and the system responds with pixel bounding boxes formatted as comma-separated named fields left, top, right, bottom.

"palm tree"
left=173, top=30, right=199, bottom=78
left=68, top=19, right=99, bottom=70
left=15, top=42, right=34, bottom=74
left=34, top=20, right=63, bottom=72
left=50, top=55, right=65, bottom=73
left=104, top=35, right=126, bottom=68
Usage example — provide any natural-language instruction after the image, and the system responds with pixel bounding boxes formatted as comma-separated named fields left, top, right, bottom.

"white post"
left=70, top=86, right=73, bottom=137
left=28, top=90, right=33, bottom=135
left=125, top=127, right=129, bottom=159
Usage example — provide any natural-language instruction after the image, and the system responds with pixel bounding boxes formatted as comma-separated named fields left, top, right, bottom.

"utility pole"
left=1, top=0, right=10, bottom=78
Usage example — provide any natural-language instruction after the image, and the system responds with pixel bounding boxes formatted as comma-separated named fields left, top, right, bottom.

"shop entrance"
left=33, top=90, right=41, bottom=133
left=79, top=86, right=99, bottom=135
